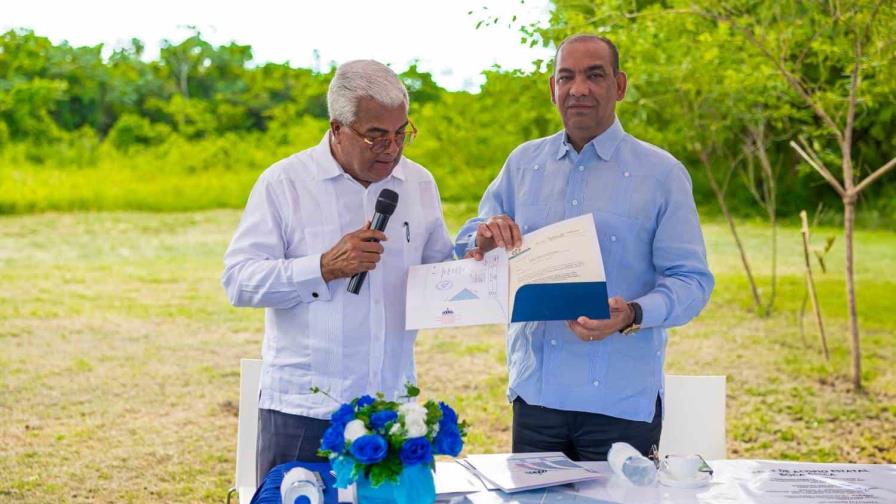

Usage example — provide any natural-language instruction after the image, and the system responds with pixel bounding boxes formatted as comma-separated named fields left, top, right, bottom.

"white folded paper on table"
left=460, top=452, right=601, bottom=493
left=435, top=460, right=489, bottom=497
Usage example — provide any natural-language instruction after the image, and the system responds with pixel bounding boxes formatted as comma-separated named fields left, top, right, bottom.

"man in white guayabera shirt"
left=221, top=60, right=453, bottom=483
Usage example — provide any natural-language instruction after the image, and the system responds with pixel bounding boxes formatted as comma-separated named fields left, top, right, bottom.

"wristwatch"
left=621, top=302, right=642, bottom=336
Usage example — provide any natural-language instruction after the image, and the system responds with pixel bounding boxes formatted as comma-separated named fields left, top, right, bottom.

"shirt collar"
left=555, top=116, right=625, bottom=161
left=312, top=132, right=406, bottom=182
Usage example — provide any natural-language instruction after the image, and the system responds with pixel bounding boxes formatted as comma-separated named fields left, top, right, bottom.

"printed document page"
left=405, top=248, right=508, bottom=330
left=735, top=461, right=896, bottom=504
left=507, top=213, right=606, bottom=319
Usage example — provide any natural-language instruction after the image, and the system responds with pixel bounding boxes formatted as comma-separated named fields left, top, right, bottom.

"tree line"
left=0, top=17, right=892, bottom=222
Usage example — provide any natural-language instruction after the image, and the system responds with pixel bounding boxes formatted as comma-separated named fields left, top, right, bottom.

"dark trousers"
left=256, top=408, right=329, bottom=485
left=512, top=396, right=662, bottom=461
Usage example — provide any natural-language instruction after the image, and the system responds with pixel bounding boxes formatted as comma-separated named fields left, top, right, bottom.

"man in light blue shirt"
left=456, top=34, right=714, bottom=461
left=222, top=60, right=453, bottom=482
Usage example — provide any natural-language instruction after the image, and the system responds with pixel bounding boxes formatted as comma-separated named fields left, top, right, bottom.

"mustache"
left=564, top=98, right=598, bottom=108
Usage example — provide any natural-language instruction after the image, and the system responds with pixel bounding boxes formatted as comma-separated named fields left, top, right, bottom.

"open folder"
left=405, top=214, right=610, bottom=330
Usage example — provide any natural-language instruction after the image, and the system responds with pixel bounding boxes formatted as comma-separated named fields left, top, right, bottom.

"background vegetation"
left=1, top=8, right=894, bottom=223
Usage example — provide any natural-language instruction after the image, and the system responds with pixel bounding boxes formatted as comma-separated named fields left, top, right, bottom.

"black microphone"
left=347, top=188, right=399, bottom=295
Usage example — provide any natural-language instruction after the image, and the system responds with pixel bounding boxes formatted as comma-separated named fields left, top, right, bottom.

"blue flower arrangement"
left=315, top=384, right=467, bottom=488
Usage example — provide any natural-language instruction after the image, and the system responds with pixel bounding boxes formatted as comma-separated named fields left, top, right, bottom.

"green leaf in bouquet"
left=424, top=400, right=442, bottom=437
left=368, top=453, right=403, bottom=487
left=458, top=419, right=470, bottom=437
left=387, top=425, right=406, bottom=447
left=403, top=383, right=420, bottom=398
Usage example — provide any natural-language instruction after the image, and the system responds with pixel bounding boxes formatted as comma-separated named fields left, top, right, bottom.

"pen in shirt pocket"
left=403, top=221, right=410, bottom=242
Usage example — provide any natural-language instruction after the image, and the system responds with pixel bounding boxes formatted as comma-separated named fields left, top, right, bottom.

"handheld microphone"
left=347, top=188, right=399, bottom=295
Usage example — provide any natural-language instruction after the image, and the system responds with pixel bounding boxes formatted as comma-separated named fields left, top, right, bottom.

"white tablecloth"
left=448, top=459, right=896, bottom=504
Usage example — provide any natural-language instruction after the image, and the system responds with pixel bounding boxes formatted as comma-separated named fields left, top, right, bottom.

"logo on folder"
left=439, top=307, right=456, bottom=325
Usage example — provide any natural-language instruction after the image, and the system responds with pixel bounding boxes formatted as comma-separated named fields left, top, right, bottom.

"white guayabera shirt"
left=222, top=133, right=453, bottom=419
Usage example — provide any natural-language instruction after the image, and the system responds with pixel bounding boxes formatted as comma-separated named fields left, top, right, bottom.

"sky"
left=2, top=0, right=555, bottom=92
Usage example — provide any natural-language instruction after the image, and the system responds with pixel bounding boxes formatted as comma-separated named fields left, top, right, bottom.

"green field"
left=1, top=206, right=894, bottom=503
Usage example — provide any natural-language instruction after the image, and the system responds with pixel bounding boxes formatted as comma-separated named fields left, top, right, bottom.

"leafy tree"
left=691, top=0, right=896, bottom=390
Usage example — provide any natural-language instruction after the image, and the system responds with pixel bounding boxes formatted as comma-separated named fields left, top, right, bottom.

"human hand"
left=471, top=215, right=522, bottom=260
left=320, top=222, right=387, bottom=282
left=566, top=297, right=634, bottom=342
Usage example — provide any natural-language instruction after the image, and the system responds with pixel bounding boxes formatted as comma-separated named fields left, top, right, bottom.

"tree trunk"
left=843, top=197, right=862, bottom=390
left=699, top=152, right=762, bottom=311
left=765, top=215, right=777, bottom=317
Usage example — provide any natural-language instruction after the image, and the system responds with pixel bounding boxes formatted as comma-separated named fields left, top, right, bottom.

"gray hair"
left=327, top=60, right=409, bottom=124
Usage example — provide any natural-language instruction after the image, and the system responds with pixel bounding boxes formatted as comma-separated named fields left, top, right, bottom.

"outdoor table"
left=435, top=459, right=896, bottom=503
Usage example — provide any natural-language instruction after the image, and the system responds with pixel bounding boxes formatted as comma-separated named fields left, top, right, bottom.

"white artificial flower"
left=399, top=403, right=428, bottom=438
left=344, top=419, right=369, bottom=442
left=398, top=402, right=426, bottom=418
left=406, top=416, right=428, bottom=438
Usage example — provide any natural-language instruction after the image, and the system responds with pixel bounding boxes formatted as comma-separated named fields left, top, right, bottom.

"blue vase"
left=355, top=464, right=435, bottom=504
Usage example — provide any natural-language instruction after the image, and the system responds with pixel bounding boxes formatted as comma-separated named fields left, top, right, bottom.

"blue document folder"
left=510, top=281, right=610, bottom=323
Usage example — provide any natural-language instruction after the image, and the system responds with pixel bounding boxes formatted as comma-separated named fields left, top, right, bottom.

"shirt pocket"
left=515, top=204, right=551, bottom=234
left=302, top=225, right=339, bottom=256
left=397, top=216, right=426, bottom=267
left=593, top=210, right=643, bottom=291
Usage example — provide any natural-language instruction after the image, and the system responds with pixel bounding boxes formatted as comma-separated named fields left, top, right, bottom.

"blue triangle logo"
left=450, top=288, right=479, bottom=301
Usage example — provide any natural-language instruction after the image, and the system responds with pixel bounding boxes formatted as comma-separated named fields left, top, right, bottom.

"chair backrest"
left=235, top=358, right=263, bottom=499
left=659, top=375, right=726, bottom=460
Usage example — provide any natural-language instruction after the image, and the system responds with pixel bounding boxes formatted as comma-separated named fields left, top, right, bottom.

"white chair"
left=227, top=358, right=263, bottom=504
left=659, top=375, right=726, bottom=460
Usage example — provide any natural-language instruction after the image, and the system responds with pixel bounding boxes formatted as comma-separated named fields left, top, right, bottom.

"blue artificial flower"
left=433, top=426, right=463, bottom=457
left=331, top=403, right=355, bottom=427
left=320, top=424, right=345, bottom=454
left=356, top=395, right=375, bottom=409
left=438, top=402, right=458, bottom=428
left=331, top=455, right=356, bottom=488
left=350, top=434, right=388, bottom=464
left=369, top=410, right=398, bottom=431
left=399, top=436, right=433, bottom=466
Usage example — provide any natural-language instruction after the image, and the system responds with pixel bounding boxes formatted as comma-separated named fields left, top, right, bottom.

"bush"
left=107, top=113, right=172, bottom=150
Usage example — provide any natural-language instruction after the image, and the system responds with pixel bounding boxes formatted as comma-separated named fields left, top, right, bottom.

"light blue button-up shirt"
left=455, top=118, right=714, bottom=422
left=223, top=133, right=453, bottom=419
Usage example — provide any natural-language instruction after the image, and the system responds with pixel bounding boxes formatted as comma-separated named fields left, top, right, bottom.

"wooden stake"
left=800, top=210, right=829, bottom=361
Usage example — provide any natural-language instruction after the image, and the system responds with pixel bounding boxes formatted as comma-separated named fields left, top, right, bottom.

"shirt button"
left=610, top=235, right=617, bottom=242
left=534, top=164, right=539, bottom=170
left=311, top=292, right=319, bottom=298
left=624, top=171, right=630, bottom=177
left=524, top=225, right=529, bottom=231
left=572, top=200, right=578, bottom=206
left=656, top=351, right=661, bottom=357
left=592, top=380, right=600, bottom=387
left=578, top=166, right=584, bottom=172
left=551, top=339, right=557, bottom=346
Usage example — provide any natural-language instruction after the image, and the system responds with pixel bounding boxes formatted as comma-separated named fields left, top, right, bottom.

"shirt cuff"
left=290, top=253, right=330, bottom=302
left=464, top=230, right=478, bottom=255
left=633, top=292, right=668, bottom=329
left=455, top=230, right=478, bottom=258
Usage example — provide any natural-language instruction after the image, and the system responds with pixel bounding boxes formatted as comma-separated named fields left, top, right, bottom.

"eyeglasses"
left=344, top=119, right=417, bottom=153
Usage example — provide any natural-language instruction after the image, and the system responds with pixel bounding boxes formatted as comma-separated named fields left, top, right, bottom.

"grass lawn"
left=1, top=205, right=894, bottom=502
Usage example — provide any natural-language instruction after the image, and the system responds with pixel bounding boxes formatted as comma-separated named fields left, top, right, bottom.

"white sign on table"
left=734, top=461, right=896, bottom=503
